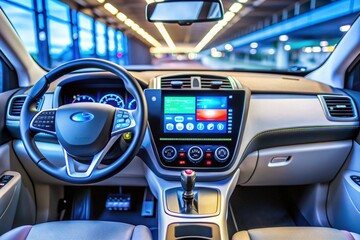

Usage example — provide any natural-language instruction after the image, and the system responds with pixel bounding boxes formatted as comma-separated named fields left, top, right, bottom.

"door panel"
left=0, top=90, right=36, bottom=231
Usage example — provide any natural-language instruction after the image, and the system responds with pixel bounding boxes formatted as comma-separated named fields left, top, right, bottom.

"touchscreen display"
left=163, top=96, right=233, bottom=134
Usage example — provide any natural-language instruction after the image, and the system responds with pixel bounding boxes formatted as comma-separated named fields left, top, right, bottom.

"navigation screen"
left=163, top=96, right=233, bottom=134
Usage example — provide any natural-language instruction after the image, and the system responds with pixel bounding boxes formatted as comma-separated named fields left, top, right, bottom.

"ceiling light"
left=250, top=49, right=257, bottom=54
left=193, top=1, right=246, bottom=52
left=279, top=35, right=288, bottom=42
left=131, top=24, right=140, bottom=31
left=116, top=12, right=127, bottom=22
left=304, top=47, right=312, bottom=53
left=145, top=35, right=162, bottom=48
left=312, top=46, right=321, bottom=53
left=218, top=19, right=227, bottom=27
left=268, top=49, right=275, bottom=55
left=137, top=28, right=146, bottom=35
left=104, top=3, right=118, bottom=15
left=211, top=50, right=223, bottom=58
left=284, top=44, right=291, bottom=51
left=250, top=42, right=258, bottom=48
left=194, top=23, right=224, bottom=52
left=339, top=25, right=351, bottom=32
left=154, top=23, right=176, bottom=50
left=320, top=41, right=328, bottom=47
left=150, top=47, right=196, bottom=54
left=224, top=12, right=235, bottom=22
left=142, top=32, right=150, bottom=38
left=101, top=1, right=162, bottom=48
left=229, top=3, right=243, bottom=13
left=144, top=0, right=175, bottom=51
left=188, top=53, right=197, bottom=60
left=225, top=44, right=233, bottom=52
left=322, top=46, right=335, bottom=52
left=124, top=19, right=134, bottom=27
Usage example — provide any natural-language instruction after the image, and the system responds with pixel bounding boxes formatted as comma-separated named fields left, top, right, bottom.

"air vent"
left=160, top=75, right=233, bottom=89
left=9, top=96, right=44, bottom=117
left=320, top=95, right=357, bottom=120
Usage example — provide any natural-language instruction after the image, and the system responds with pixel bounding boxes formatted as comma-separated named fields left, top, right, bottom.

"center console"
left=144, top=88, right=246, bottom=240
left=145, top=89, right=246, bottom=170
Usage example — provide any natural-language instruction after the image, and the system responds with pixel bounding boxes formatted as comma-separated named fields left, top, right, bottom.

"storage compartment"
left=239, top=141, right=352, bottom=185
left=166, top=223, right=220, bottom=240
left=165, top=187, right=220, bottom=215
left=328, top=170, right=360, bottom=233
left=0, top=171, right=21, bottom=234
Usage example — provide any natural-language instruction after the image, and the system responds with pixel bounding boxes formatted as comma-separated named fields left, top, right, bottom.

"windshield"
left=0, top=0, right=359, bottom=72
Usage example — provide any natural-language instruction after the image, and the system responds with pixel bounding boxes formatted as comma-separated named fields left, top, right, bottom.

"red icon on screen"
left=196, top=109, right=227, bottom=121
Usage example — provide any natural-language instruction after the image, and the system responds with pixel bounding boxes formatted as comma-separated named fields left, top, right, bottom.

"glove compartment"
left=239, top=141, right=352, bottom=185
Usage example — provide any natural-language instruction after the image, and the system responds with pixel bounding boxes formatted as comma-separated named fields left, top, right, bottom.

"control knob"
left=187, top=146, right=204, bottom=164
left=214, top=146, right=230, bottom=162
left=162, top=146, right=177, bottom=162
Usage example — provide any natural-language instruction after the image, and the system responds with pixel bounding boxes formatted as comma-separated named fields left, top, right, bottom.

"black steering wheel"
left=20, top=59, right=147, bottom=184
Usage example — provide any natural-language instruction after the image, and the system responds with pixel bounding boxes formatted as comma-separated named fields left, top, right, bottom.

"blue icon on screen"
left=197, top=123, right=204, bottom=130
left=175, top=116, right=184, bottom=122
left=186, top=123, right=194, bottom=131
left=166, top=123, right=174, bottom=131
left=176, top=123, right=184, bottom=131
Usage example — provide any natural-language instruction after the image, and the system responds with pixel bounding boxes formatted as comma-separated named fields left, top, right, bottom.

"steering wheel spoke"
left=111, top=108, right=137, bottom=136
left=63, top=135, right=121, bottom=178
left=30, top=109, right=57, bottom=135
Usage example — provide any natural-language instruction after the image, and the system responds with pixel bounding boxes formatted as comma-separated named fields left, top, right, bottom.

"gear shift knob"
left=181, top=169, right=196, bottom=199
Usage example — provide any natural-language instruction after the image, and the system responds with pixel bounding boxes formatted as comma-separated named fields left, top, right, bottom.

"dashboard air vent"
left=9, top=96, right=43, bottom=117
left=160, top=75, right=233, bottom=89
left=320, top=95, right=356, bottom=119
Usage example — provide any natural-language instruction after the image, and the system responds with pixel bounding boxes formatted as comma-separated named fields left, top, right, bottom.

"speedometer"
left=128, top=99, right=137, bottom=110
left=99, top=94, right=125, bottom=108
left=72, top=95, right=95, bottom=103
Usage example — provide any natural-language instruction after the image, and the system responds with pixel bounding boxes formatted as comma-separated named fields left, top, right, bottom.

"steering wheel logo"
left=70, top=112, right=94, bottom=122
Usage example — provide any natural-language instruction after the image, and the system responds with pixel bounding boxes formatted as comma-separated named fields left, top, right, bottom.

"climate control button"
left=214, top=146, right=230, bottom=162
left=162, top=146, right=177, bottom=162
left=187, top=146, right=204, bottom=163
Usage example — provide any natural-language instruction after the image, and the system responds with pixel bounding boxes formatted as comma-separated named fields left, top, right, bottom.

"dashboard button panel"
left=159, top=144, right=233, bottom=168
left=112, top=109, right=134, bottom=132
left=31, top=110, right=56, bottom=133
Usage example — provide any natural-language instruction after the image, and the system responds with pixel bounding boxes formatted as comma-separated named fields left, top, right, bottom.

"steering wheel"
left=20, top=59, right=147, bottom=184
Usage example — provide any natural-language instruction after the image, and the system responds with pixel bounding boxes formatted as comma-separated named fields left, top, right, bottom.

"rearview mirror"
left=146, top=0, right=224, bottom=25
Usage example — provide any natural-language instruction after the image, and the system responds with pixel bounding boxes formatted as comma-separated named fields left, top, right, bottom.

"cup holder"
left=166, top=223, right=221, bottom=240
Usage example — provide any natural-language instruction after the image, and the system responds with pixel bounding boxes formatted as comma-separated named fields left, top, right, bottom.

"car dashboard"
left=5, top=70, right=359, bottom=185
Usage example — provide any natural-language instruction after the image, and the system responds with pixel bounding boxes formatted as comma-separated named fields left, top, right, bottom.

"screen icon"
left=197, top=123, right=204, bottom=130
left=166, top=123, right=174, bottom=131
left=175, top=116, right=184, bottom=122
left=217, top=123, right=225, bottom=131
left=207, top=123, right=215, bottom=131
left=176, top=123, right=184, bottom=131
left=186, top=123, right=194, bottom=131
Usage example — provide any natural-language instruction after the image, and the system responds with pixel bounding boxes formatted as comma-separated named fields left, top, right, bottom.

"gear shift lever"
left=180, top=169, right=197, bottom=213
left=181, top=169, right=196, bottom=199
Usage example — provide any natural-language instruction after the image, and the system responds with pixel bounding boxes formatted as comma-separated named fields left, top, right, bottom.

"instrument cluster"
left=62, top=88, right=137, bottom=110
